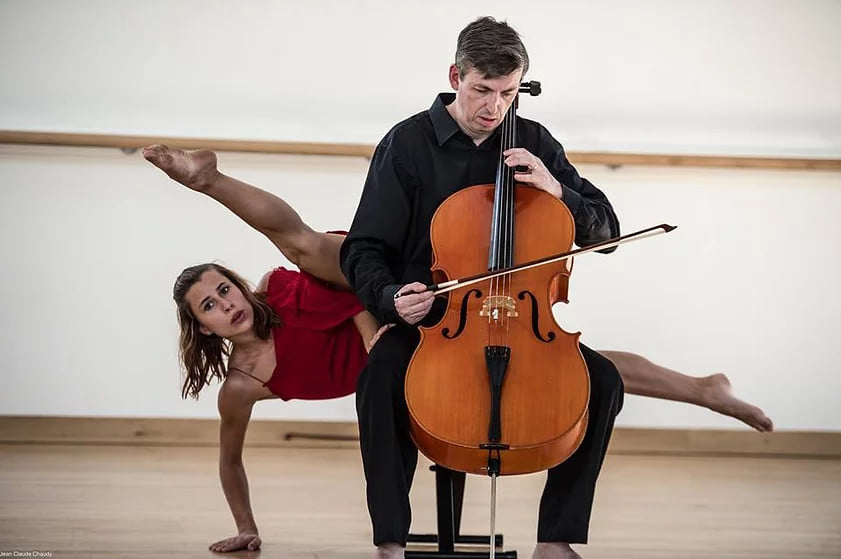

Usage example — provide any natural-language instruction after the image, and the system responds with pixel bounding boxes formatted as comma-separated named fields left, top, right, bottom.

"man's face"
left=448, top=64, right=523, bottom=142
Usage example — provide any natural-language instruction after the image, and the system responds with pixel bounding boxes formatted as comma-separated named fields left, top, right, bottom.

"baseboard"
left=0, top=416, right=838, bottom=458
left=0, top=416, right=359, bottom=449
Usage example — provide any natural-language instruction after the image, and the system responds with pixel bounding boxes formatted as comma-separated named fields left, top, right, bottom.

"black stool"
left=405, top=465, right=517, bottom=558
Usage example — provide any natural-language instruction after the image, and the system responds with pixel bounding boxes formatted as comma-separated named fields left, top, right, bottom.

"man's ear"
left=448, top=64, right=460, bottom=91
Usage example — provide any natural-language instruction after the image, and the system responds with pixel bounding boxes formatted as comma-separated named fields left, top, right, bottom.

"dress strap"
left=227, top=366, right=268, bottom=387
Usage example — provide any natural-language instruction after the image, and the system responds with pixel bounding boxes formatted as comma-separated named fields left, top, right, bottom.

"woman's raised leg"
left=143, top=145, right=350, bottom=288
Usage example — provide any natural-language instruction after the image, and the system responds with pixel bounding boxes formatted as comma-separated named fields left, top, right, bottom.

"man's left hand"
left=503, top=148, right=563, bottom=199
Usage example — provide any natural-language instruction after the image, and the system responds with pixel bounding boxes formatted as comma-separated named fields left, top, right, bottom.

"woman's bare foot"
left=700, top=373, right=774, bottom=432
left=374, top=542, right=404, bottom=559
left=208, top=532, right=261, bottom=553
left=142, top=144, right=220, bottom=191
left=533, top=542, right=582, bottom=559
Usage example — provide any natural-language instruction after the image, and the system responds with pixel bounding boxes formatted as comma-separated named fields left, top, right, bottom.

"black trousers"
left=356, top=325, right=624, bottom=546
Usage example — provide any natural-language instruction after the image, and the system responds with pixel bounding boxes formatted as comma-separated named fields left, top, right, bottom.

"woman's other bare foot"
left=701, top=373, right=774, bottom=432
left=208, top=532, right=261, bottom=553
left=533, top=542, right=582, bottom=559
left=142, top=144, right=220, bottom=191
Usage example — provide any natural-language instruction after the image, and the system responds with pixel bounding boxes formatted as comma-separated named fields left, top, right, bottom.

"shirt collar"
left=429, top=93, right=461, bottom=146
left=429, top=92, right=503, bottom=148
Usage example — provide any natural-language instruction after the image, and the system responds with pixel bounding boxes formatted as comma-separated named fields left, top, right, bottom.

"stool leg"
left=405, top=465, right=516, bottom=558
left=435, top=466, right=456, bottom=552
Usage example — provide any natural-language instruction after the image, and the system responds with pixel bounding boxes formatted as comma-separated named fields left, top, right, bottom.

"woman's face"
left=185, top=269, right=254, bottom=339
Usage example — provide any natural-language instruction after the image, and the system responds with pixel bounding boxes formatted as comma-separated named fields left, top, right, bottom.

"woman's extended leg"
left=600, top=350, right=773, bottom=432
left=143, top=145, right=349, bottom=288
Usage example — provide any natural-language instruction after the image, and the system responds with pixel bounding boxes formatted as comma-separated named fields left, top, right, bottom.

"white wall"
left=1, top=0, right=839, bottom=155
left=1, top=146, right=839, bottom=431
left=1, top=1, right=840, bottom=430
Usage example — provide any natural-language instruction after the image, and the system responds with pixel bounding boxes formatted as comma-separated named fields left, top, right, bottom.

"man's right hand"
left=208, top=532, right=261, bottom=553
left=394, top=282, right=435, bottom=325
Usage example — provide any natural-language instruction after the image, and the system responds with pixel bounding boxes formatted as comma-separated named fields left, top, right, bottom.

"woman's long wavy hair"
left=173, top=263, right=281, bottom=399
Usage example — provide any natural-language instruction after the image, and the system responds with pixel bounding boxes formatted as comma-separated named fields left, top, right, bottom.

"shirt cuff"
left=560, top=183, right=582, bottom=218
left=379, top=283, right=402, bottom=323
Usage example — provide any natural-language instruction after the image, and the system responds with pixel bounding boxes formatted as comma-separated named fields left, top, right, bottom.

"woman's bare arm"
left=211, top=376, right=263, bottom=553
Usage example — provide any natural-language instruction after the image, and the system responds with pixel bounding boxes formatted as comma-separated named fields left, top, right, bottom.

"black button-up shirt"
left=340, top=93, right=620, bottom=324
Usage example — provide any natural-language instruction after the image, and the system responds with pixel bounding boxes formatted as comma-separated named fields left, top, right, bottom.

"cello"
left=404, top=80, right=591, bottom=480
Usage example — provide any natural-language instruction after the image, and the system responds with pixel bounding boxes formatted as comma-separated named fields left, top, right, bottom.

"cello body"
left=404, top=183, right=590, bottom=476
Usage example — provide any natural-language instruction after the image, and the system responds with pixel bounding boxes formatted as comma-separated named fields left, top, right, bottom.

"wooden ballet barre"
left=0, top=130, right=374, bottom=158
left=567, top=151, right=841, bottom=171
left=2, top=129, right=841, bottom=171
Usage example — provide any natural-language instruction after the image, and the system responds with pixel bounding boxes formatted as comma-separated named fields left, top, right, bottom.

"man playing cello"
left=341, top=16, right=625, bottom=559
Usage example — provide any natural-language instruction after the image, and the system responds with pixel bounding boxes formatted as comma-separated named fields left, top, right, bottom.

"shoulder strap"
left=227, top=366, right=268, bottom=387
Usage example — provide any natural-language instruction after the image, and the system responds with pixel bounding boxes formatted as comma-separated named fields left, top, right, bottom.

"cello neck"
left=487, top=101, right=518, bottom=271
left=487, top=80, right=541, bottom=272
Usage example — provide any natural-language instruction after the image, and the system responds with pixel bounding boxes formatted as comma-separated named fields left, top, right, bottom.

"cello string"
left=490, top=103, right=509, bottom=342
left=501, top=103, right=508, bottom=322
left=492, top=104, right=504, bottom=340
left=501, top=101, right=516, bottom=336
left=489, top=122, right=499, bottom=340
left=495, top=108, right=506, bottom=339
left=490, top=101, right=510, bottom=339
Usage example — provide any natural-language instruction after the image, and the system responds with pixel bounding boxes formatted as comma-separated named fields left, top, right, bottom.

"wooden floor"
left=0, top=444, right=839, bottom=558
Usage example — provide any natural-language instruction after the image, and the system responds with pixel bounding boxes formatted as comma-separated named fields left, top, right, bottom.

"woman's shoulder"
left=218, top=374, right=256, bottom=413
left=218, top=372, right=272, bottom=414
left=258, top=266, right=301, bottom=295
left=256, top=271, right=273, bottom=293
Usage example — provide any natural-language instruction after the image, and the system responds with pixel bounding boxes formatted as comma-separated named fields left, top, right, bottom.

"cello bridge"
left=480, top=296, right=518, bottom=320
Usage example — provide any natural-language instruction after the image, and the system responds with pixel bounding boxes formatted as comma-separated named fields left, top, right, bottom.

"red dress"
left=262, top=267, right=368, bottom=401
